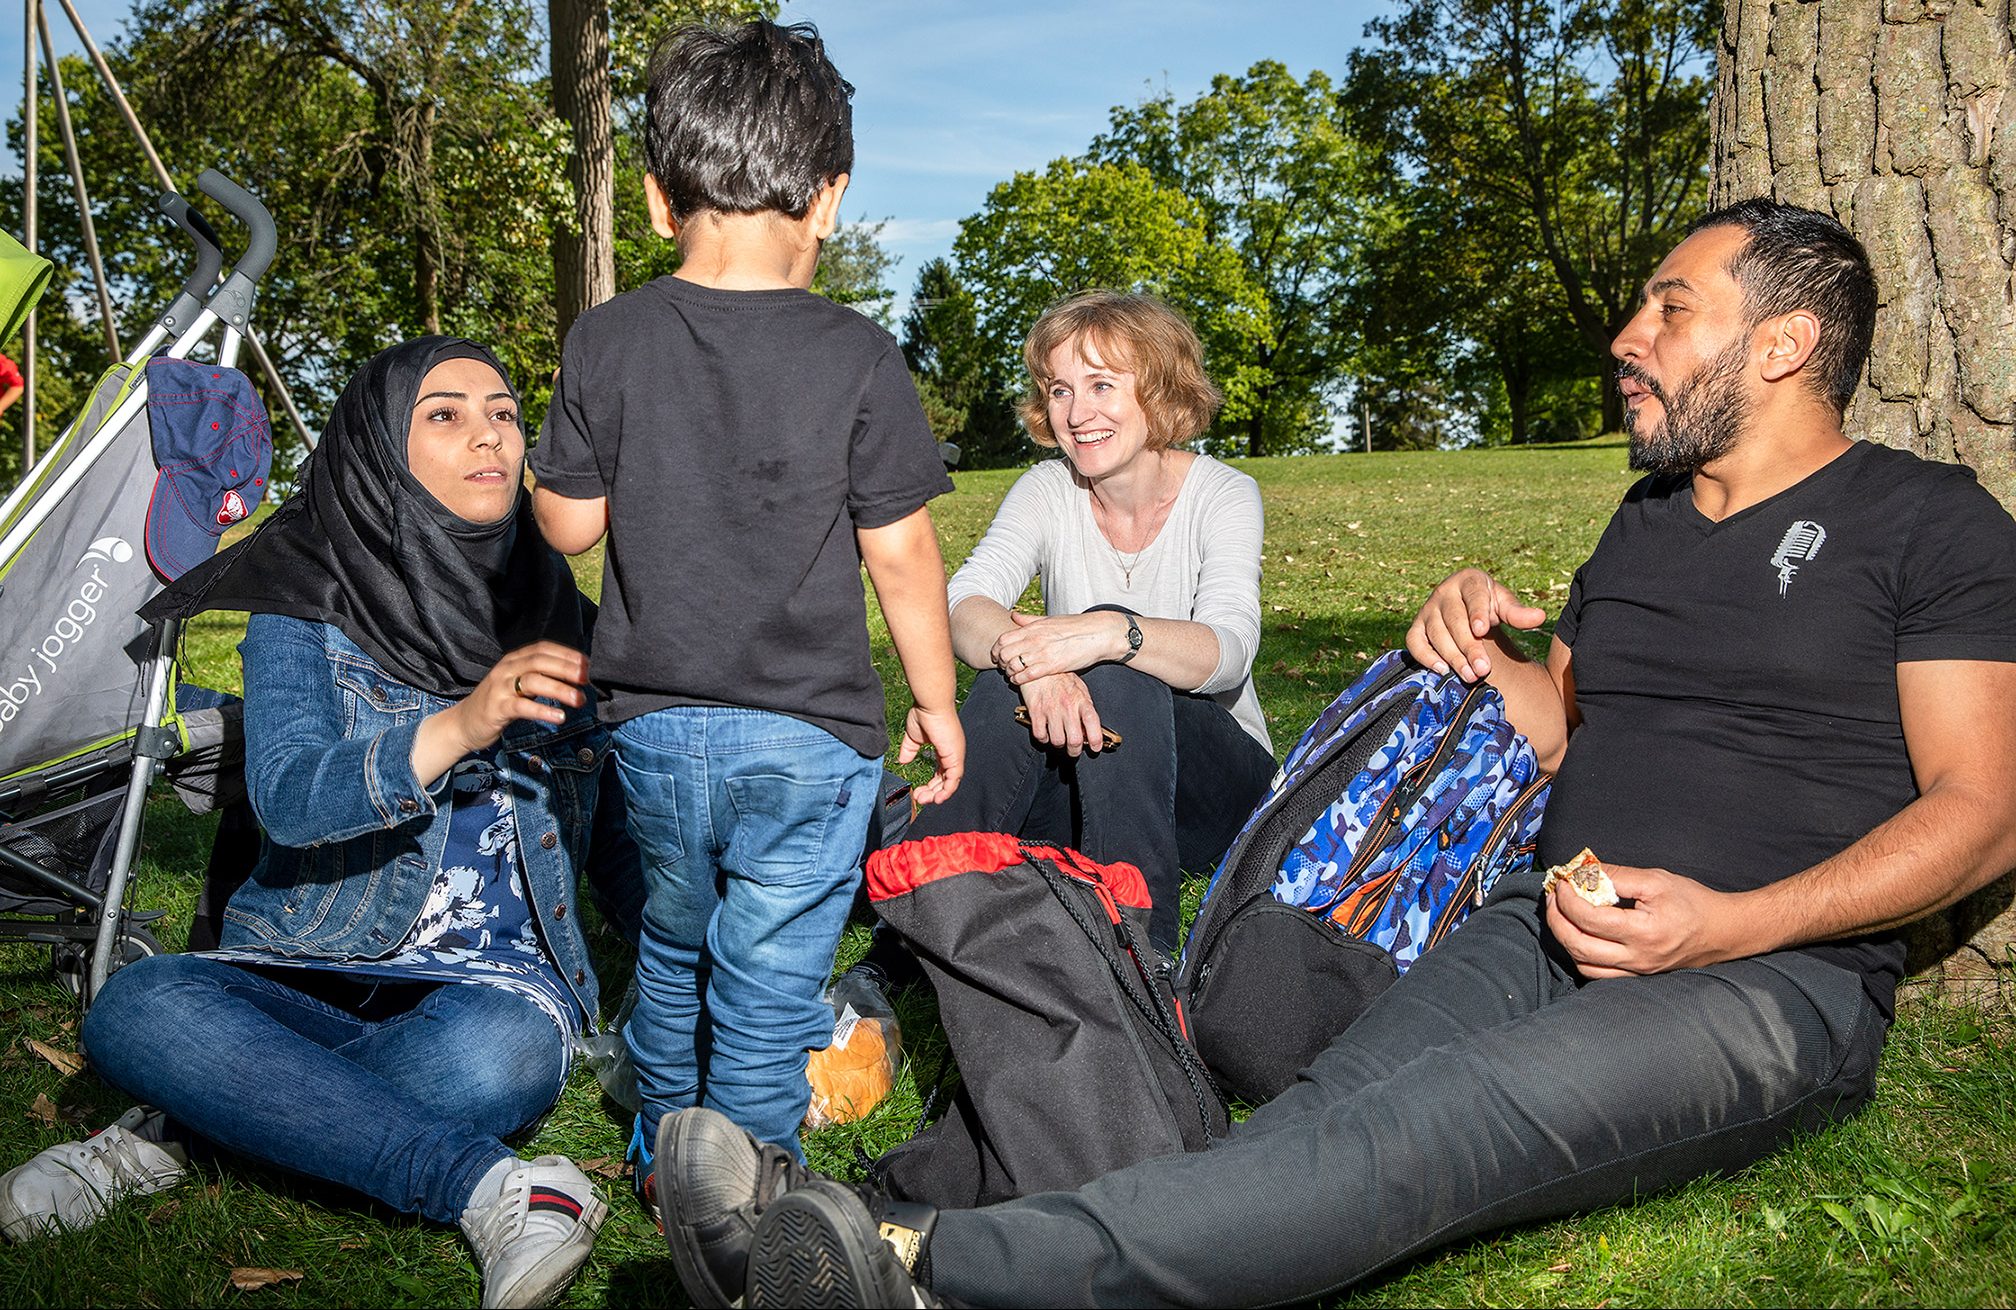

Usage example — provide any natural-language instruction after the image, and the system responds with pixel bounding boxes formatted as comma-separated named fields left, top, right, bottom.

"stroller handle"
left=196, top=170, right=277, bottom=286
left=156, top=193, right=224, bottom=302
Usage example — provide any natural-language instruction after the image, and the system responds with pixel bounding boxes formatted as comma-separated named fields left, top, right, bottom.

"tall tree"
left=549, top=0, right=614, bottom=338
left=811, top=219, right=899, bottom=327
left=1089, top=63, right=1381, bottom=456
left=1712, top=0, right=2014, bottom=508
left=1711, top=0, right=2016, bottom=991
left=902, top=257, right=1023, bottom=467
left=1366, top=0, right=1715, bottom=431
left=175, top=0, right=556, bottom=335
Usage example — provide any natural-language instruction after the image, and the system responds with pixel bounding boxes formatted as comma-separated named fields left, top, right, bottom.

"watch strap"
left=1118, top=611, right=1143, bottom=664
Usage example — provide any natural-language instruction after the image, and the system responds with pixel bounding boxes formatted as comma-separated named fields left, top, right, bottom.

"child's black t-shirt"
left=1541, top=440, right=2016, bottom=1015
left=530, top=276, right=953, bottom=757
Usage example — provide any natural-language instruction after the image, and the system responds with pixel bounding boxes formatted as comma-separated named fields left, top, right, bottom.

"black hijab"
left=145, top=336, right=586, bottom=699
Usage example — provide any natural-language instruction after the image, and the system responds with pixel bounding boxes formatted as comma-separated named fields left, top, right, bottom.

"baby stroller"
left=0, top=171, right=278, bottom=1009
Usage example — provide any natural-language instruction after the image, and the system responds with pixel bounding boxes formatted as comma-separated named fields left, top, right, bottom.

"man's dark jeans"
left=929, top=871, right=1888, bottom=1307
left=908, top=663, right=1276, bottom=949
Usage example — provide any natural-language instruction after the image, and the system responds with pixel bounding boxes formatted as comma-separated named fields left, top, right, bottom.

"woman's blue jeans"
left=612, top=707, right=881, bottom=1158
left=80, top=953, right=566, bottom=1223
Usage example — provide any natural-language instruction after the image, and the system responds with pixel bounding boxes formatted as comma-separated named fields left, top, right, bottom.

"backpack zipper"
left=1421, top=772, right=1553, bottom=952
left=1314, top=677, right=1494, bottom=921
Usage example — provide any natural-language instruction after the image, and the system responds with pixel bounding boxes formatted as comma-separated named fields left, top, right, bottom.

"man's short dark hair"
left=645, top=21, right=854, bottom=224
left=1685, top=199, right=1876, bottom=414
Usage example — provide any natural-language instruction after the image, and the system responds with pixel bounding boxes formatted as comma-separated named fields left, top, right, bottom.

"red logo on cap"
left=217, top=490, right=248, bottom=526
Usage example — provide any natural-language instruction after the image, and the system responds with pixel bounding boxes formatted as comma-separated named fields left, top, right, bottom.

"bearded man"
left=648, top=200, right=2016, bottom=1309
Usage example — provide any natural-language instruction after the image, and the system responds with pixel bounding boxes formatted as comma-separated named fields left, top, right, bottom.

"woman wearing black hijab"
left=0, top=339, right=639, bottom=1310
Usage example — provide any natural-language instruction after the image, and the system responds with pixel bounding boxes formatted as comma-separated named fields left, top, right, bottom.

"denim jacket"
left=221, top=613, right=642, bottom=1033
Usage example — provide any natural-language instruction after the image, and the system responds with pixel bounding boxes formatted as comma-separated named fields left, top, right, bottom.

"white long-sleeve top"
left=947, top=455, right=1271, bottom=752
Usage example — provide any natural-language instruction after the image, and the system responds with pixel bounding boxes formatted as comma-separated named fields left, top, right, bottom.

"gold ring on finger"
left=513, top=675, right=524, bottom=698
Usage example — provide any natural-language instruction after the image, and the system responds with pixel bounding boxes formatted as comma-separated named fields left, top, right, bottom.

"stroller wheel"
left=50, top=927, right=163, bottom=999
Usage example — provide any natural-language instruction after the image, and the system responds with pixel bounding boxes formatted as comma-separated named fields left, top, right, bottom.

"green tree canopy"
left=1089, top=62, right=1383, bottom=456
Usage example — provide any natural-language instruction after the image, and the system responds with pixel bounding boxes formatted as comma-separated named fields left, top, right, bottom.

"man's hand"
left=1017, top=670, right=1106, bottom=757
left=1406, top=568, right=1548, bottom=683
left=1406, top=567, right=1573, bottom=770
left=1544, top=864, right=1756, bottom=979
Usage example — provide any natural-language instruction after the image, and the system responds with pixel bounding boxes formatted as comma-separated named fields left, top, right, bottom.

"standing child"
left=529, top=20, right=963, bottom=1208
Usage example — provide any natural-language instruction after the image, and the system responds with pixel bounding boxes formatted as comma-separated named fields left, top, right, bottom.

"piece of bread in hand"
left=1541, top=847, right=1620, bottom=907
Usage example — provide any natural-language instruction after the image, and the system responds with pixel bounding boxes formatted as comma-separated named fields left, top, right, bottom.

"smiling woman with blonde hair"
left=898, top=290, right=1273, bottom=950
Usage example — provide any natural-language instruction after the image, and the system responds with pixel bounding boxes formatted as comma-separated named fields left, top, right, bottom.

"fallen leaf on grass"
left=577, top=1156, right=625, bottom=1181
left=148, top=1199, right=183, bottom=1225
left=228, top=1268, right=303, bottom=1292
left=338, top=1239, right=366, bottom=1251
left=1548, top=1262, right=1572, bottom=1273
left=28, top=1093, right=59, bottom=1126
left=25, top=1038, right=85, bottom=1076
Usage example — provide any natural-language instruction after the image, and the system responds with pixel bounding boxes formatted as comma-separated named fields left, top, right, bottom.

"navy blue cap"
left=144, top=358, right=274, bottom=582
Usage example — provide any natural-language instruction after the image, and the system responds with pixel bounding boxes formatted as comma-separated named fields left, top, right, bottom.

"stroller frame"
left=0, top=171, right=278, bottom=1008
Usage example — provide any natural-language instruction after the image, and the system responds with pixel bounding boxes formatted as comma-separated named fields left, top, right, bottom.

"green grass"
left=5, top=441, right=2013, bottom=1308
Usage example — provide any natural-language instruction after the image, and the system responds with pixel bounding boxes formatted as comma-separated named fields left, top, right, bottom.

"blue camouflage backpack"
left=1175, top=650, right=1550, bottom=1102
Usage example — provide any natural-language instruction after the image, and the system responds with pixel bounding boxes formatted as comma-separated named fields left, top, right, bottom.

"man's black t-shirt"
left=1542, top=441, right=2016, bottom=1015
left=530, top=277, right=954, bottom=757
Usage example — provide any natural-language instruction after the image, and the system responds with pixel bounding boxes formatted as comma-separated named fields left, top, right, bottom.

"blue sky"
left=8, top=0, right=1393, bottom=298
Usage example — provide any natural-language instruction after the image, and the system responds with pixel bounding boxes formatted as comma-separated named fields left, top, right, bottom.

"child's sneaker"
left=458, top=1155, right=608, bottom=1310
left=628, top=1113, right=663, bottom=1231
left=0, top=1105, right=189, bottom=1241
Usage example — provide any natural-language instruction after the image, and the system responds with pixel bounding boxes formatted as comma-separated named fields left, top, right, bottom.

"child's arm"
left=858, top=505, right=964, bottom=805
left=532, top=485, right=609, bottom=556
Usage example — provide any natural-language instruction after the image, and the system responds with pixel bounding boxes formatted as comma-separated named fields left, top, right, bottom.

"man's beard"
left=1621, top=338, right=1752, bottom=476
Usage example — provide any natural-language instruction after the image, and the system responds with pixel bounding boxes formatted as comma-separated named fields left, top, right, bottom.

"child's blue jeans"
left=612, top=706, right=881, bottom=1156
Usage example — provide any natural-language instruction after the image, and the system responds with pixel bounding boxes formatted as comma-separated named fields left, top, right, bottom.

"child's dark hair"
left=645, top=20, right=854, bottom=224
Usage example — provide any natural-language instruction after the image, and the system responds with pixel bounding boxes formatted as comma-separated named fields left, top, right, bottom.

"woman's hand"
left=1018, top=671, right=1108, bottom=757
left=991, top=611, right=1129, bottom=685
left=453, top=643, right=591, bottom=745
left=412, top=642, right=590, bottom=788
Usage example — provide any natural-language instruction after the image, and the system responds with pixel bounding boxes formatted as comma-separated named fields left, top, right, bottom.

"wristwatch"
left=1118, top=610, right=1143, bottom=664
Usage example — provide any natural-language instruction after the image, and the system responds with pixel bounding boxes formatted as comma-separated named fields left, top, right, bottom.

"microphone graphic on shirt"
left=1771, top=520, right=1827, bottom=596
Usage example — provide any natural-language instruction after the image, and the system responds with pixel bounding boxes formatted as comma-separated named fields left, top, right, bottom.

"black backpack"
left=866, top=833, right=1225, bottom=1209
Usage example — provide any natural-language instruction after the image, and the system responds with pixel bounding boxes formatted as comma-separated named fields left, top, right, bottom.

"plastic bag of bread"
left=803, top=967, right=903, bottom=1129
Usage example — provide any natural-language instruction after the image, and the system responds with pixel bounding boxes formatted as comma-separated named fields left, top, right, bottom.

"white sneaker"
left=459, top=1155, right=609, bottom=1310
left=0, top=1106, right=189, bottom=1242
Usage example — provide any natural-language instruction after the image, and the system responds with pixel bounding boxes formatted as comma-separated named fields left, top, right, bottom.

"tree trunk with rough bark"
left=1713, top=0, right=2016, bottom=998
left=550, top=0, right=616, bottom=345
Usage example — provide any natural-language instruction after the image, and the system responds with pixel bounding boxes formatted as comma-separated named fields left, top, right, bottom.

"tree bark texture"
left=1715, top=0, right=2016, bottom=998
left=550, top=0, right=616, bottom=345
left=1713, top=0, right=2015, bottom=503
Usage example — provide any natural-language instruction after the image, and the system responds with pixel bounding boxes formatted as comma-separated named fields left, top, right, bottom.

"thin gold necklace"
left=1112, top=539, right=1146, bottom=588
left=1095, top=459, right=1175, bottom=589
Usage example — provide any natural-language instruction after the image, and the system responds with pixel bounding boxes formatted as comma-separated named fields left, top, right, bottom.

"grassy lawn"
left=3, top=441, right=2012, bottom=1307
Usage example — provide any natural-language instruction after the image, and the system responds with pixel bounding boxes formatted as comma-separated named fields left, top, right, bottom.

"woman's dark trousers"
left=907, top=664, right=1275, bottom=950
